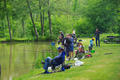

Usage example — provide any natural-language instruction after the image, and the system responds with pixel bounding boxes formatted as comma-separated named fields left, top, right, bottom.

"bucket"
left=51, top=42, right=55, bottom=46
left=91, top=50, right=95, bottom=53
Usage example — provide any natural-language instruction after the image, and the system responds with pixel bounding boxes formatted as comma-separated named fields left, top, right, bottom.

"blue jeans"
left=43, top=57, right=52, bottom=71
left=43, top=57, right=64, bottom=71
left=64, top=47, right=69, bottom=57
left=96, top=38, right=100, bottom=46
left=89, top=44, right=93, bottom=52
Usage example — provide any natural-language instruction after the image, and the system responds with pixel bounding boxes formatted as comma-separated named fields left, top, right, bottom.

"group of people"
left=42, top=28, right=101, bottom=74
left=58, top=30, right=76, bottom=60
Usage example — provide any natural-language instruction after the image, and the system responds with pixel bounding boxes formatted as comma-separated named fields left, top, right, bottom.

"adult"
left=72, top=30, right=76, bottom=38
left=69, top=34, right=74, bottom=59
left=58, top=31, right=64, bottom=44
left=63, top=34, right=72, bottom=60
left=43, top=47, right=65, bottom=74
left=95, top=28, right=101, bottom=46
left=63, top=34, right=74, bottom=60
left=60, top=31, right=64, bottom=38
left=72, top=30, right=77, bottom=43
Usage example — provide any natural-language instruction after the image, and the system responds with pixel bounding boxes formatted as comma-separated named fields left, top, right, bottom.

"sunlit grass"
left=13, top=38, right=120, bottom=80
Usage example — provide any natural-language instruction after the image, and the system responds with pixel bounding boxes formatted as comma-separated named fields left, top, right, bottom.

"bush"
left=33, top=45, right=58, bottom=69
left=33, top=58, right=42, bottom=69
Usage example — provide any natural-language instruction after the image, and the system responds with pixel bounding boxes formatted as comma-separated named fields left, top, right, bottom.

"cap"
left=58, top=47, right=64, bottom=50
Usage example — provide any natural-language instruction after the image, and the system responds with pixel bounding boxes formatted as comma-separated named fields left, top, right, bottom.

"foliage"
left=33, top=43, right=58, bottom=69
left=0, top=0, right=120, bottom=41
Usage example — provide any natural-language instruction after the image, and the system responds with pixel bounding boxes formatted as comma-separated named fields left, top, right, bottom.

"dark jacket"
left=52, top=51, right=65, bottom=66
left=63, top=38, right=72, bottom=47
left=61, top=32, right=64, bottom=39
left=95, top=31, right=101, bottom=39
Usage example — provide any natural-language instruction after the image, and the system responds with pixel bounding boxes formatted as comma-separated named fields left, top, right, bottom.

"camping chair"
left=51, top=57, right=65, bottom=72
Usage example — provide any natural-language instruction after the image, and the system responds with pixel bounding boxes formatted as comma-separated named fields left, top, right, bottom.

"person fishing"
left=72, top=30, right=77, bottom=43
left=63, top=34, right=72, bottom=60
left=69, top=34, right=74, bottom=59
left=58, top=31, right=64, bottom=44
left=42, top=47, right=65, bottom=74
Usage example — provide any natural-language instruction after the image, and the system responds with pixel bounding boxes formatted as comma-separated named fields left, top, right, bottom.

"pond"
left=0, top=42, right=51, bottom=80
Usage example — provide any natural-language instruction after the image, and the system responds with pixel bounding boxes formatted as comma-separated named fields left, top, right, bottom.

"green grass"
left=13, top=38, right=120, bottom=80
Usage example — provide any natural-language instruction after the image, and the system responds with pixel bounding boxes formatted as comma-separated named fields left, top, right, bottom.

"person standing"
left=59, top=31, right=64, bottom=39
left=72, top=30, right=77, bottom=43
left=89, top=38, right=94, bottom=52
left=95, top=28, right=101, bottom=47
left=69, top=34, right=74, bottom=59
left=63, top=34, right=72, bottom=60
left=58, top=31, right=64, bottom=44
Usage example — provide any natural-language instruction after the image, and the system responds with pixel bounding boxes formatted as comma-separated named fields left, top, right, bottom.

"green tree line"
left=0, top=0, right=120, bottom=41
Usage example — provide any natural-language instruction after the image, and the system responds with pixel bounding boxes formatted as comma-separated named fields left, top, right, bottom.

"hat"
left=58, top=47, right=64, bottom=50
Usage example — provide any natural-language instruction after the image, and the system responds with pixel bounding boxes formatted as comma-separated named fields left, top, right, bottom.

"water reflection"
left=23, top=46, right=26, bottom=67
left=9, top=44, right=12, bottom=80
left=0, top=42, right=50, bottom=80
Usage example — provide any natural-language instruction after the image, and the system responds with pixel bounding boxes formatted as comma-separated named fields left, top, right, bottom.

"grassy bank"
left=0, top=37, right=55, bottom=43
left=0, top=33, right=119, bottom=43
left=13, top=38, right=120, bottom=80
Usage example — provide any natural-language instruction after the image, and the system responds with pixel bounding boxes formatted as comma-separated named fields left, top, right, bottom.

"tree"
left=39, top=0, right=44, bottom=36
left=26, top=0, right=39, bottom=40
left=47, top=0, right=52, bottom=35
left=4, top=0, right=12, bottom=40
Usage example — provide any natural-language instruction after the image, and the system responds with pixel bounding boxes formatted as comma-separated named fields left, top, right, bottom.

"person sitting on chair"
left=42, top=47, right=65, bottom=74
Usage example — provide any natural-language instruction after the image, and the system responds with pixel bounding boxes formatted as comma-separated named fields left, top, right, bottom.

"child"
left=78, top=43, right=84, bottom=53
left=89, top=38, right=94, bottom=52
left=75, top=42, right=85, bottom=59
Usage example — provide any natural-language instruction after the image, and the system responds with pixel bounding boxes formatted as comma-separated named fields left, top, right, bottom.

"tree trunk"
left=48, top=0, right=52, bottom=35
left=39, top=0, right=44, bottom=36
left=48, top=10, right=52, bottom=35
left=6, top=14, right=12, bottom=40
left=22, top=19, right=25, bottom=37
left=4, top=0, right=12, bottom=41
left=2, top=20, right=5, bottom=37
left=42, top=11, right=45, bottom=36
left=26, top=0, right=39, bottom=40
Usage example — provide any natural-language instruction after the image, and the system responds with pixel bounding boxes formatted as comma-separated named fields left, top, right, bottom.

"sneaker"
left=44, top=71, right=50, bottom=74
left=61, top=67, right=65, bottom=71
left=66, top=58, right=69, bottom=61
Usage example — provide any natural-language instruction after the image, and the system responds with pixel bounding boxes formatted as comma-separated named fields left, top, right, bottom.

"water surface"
left=0, top=42, right=50, bottom=80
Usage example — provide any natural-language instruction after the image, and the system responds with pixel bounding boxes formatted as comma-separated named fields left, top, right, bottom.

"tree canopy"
left=0, top=0, right=120, bottom=40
